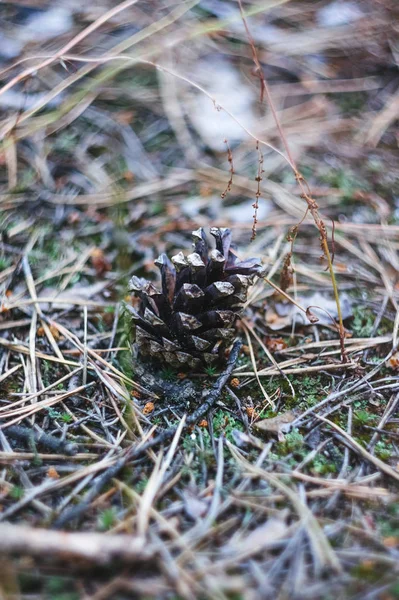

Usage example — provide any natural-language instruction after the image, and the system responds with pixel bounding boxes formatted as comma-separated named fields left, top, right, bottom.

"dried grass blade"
left=228, top=442, right=342, bottom=574
left=0, top=364, right=21, bottom=384
left=317, top=416, right=399, bottom=483
left=137, top=415, right=186, bottom=537
left=243, top=324, right=274, bottom=408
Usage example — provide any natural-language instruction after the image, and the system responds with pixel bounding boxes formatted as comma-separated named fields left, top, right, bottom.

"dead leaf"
left=38, top=282, right=108, bottom=310
left=246, top=406, right=258, bottom=419
left=143, top=402, right=155, bottom=415
left=183, top=489, right=209, bottom=520
left=382, top=536, right=398, bottom=548
left=254, top=410, right=296, bottom=441
left=90, top=248, right=112, bottom=276
left=115, top=110, right=135, bottom=125
left=67, top=211, right=81, bottom=224
left=226, top=518, right=288, bottom=556
left=266, top=292, right=353, bottom=330
left=37, top=324, right=61, bottom=340
left=266, top=337, right=287, bottom=352
left=265, top=306, right=292, bottom=330
left=47, top=467, right=60, bottom=479
left=388, top=353, right=399, bottom=369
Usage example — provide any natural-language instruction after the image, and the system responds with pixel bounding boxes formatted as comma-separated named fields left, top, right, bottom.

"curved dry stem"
left=237, top=1, right=346, bottom=361
left=1, top=52, right=292, bottom=165
left=0, top=0, right=140, bottom=100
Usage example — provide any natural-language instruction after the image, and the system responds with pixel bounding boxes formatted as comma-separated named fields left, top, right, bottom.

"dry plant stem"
left=0, top=0, right=281, bottom=83
left=320, top=236, right=347, bottom=362
left=251, top=142, right=264, bottom=241
left=316, top=416, right=399, bottom=483
left=228, top=442, right=342, bottom=574
left=220, top=139, right=234, bottom=200
left=258, top=274, right=310, bottom=317
left=0, top=54, right=288, bottom=163
left=242, top=324, right=274, bottom=408
left=0, top=523, right=155, bottom=565
left=53, top=341, right=242, bottom=529
left=0, top=451, right=97, bottom=462
left=237, top=0, right=294, bottom=165
left=237, top=0, right=347, bottom=361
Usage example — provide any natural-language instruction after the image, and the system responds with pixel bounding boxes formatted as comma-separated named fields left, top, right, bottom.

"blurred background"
left=0, top=0, right=398, bottom=312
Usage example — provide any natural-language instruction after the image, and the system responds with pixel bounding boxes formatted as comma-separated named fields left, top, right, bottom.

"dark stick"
left=52, top=340, right=242, bottom=529
left=185, top=340, right=242, bottom=425
left=5, top=425, right=79, bottom=456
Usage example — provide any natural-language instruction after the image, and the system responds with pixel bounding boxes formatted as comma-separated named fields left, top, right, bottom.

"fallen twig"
left=5, top=425, right=79, bottom=456
left=0, top=523, right=155, bottom=565
left=53, top=340, right=242, bottom=529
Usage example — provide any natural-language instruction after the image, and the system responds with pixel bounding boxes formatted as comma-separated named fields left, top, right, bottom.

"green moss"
left=337, top=91, right=367, bottom=115
left=134, top=477, right=149, bottom=494
left=354, top=409, right=377, bottom=426
left=45, top=576, right=79, bottom=600
left=11, top=168, right=36, bottom=192
left=374, top=440, right=392, bottom=461
left=310, top=455, right=337, bottom=475
left=350, top=561, right=388, bottom=584
left=104, top=305, right=115, bottom=314
left=320, top=167, right=369, bottom=200
left=213, top=409, right=244, bottom=442
left=117, top=346, right=135, bottom=381
left=97, top=507, right=118, bottom=531
left=0, top=255, right=11, bottom=270
left=46, top=407, right=62, bottom=420
left=278, top=429, right=304, bottom=455
left=351, top=306, right=375, bottom=337
left=160, top=366, right=178, bottom=382
left=279, top=374, right=327, bottom=412
left=377, top=505, right=399, bottom=538
left=182, top=429, right=214, bottom=479
left=60, top=412, right=73, bottom=424
left=203, top=365, right=219, bottom=376
left=10, top=485, right=24, bottom=500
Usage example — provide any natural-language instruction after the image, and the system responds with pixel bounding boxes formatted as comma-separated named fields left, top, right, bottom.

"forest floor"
left=0, top=1, right=399, bottom=598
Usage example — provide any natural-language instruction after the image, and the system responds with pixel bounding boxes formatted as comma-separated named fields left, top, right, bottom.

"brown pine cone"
left=126, top=228, right=262, bottom=370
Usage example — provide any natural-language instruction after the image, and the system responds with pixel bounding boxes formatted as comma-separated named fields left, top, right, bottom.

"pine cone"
left=127, top=228, right=262, bottom=370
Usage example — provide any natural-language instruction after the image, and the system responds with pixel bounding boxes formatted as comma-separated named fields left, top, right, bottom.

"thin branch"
left=52, top=341, right=242, bottom=529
